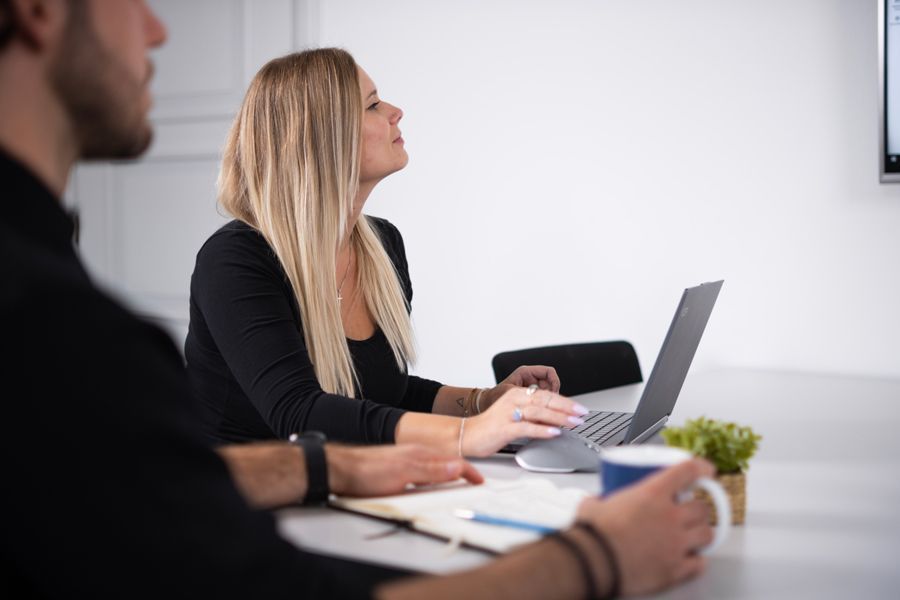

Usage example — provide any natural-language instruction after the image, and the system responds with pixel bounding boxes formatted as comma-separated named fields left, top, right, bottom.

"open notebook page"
left=331, top=478, right=590, bottom=554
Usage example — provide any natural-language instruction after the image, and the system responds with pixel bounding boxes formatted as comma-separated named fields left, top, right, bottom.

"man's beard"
left=50, top=6, right=153, bottom=160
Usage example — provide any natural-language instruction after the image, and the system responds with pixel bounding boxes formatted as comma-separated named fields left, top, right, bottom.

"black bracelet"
left=288, top=431, right=329, bottom=505
left=576, top=522, right=622, bottom=600
left=547, top=531, right=598, bottom=600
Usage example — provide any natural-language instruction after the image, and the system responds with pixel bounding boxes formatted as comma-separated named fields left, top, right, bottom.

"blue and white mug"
left=599, top=445, right=731, bottom=554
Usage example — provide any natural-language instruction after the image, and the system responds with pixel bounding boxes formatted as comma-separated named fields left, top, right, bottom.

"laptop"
left=514, top=280, right=723, bottom=472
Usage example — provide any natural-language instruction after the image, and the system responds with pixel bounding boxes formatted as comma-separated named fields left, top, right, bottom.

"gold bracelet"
left=458, top=417, right=467, bottom=457
left=474, top=388, right=486, bottom=414
left=463, top=388, right=479, bottom=417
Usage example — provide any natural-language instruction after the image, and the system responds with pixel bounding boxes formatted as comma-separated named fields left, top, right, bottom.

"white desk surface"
left=276, top=368, right=900, bottom=599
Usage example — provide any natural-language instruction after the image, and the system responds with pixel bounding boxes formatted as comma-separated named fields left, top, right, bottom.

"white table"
left=277, top=368, right=900, bottom=599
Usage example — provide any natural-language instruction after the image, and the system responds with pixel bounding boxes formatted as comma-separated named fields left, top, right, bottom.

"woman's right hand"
left=576, top=458, right=716, bottom=596
left=461, top=386, right=589, bottom=457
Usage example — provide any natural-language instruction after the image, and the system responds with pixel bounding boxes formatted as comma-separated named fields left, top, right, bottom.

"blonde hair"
left=218, top=48, right=416, bottom=397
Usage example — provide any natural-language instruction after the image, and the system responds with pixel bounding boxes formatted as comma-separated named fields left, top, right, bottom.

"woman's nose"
left=389, top=104, right=403, bottom=124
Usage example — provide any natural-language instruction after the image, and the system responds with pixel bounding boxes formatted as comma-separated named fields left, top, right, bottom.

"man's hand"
left=377, top=459, right=716, bottom=600
left=577, top=458, right=716, bottom=596
left=326, top=444, right=484, bottom=498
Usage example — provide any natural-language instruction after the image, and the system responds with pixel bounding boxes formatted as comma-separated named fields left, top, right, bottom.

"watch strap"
left=288, top=431, right=329, bottom=505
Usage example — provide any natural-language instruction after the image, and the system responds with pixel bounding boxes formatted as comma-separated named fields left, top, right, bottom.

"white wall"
left=72, top=0, right=900, bottom=386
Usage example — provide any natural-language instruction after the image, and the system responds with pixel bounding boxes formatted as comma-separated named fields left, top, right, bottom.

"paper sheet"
left=332, top=478, right=590, bottom=553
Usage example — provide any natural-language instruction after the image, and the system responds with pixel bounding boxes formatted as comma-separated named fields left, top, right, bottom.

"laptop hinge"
left=628, top=415, right=669, bottom=444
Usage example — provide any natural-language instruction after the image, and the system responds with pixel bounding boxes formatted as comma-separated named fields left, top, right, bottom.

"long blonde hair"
left=218, top=48, right=416, bottom=397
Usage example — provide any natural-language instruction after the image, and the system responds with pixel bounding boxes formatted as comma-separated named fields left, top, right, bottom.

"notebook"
left=330, top=478, right=589, bottom=554
left=515, top=280, right=723, bottom=472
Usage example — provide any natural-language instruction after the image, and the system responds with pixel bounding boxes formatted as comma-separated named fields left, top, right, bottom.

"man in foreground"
left=0, top=1, right=714, bottom=597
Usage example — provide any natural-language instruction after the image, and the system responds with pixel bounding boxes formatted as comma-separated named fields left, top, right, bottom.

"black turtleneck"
left=0, top=149, right=403, bottom=598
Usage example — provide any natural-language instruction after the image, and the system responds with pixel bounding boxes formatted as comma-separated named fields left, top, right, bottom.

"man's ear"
left=5, top=0, right=67, bottom=51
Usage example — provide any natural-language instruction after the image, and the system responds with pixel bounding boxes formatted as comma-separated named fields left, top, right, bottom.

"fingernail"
left=573, top=404, right=589, bottom=415
left=568, top=416, right=584, bottom=426
left=547, top=427, right=562, bottom=436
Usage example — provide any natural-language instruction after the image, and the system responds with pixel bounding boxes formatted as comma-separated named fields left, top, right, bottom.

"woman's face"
left=358, top=67, right=408, bottom=186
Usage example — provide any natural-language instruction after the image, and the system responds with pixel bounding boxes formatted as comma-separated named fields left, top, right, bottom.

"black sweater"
left=185, top=218, right=442, bottom=445
left=0, top=149, right=379, bottom=598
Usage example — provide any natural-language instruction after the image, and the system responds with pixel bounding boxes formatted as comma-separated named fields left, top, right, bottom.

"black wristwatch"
left=288, top=431, right=329, bottom=505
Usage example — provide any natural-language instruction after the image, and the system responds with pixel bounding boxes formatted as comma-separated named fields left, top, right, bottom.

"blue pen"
left=453, top=509, right=557, bottom=534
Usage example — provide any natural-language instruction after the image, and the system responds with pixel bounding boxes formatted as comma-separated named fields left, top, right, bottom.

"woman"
left=184, top=48, right=587, bottom=456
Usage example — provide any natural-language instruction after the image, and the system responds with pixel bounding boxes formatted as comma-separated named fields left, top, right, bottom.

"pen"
left=453, top=509, right=557, bottom=534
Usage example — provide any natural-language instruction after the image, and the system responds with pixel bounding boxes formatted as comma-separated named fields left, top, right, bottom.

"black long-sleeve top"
left=0, top=149, right=369, bottom=598
left=184, top=218, right=443, bottom=445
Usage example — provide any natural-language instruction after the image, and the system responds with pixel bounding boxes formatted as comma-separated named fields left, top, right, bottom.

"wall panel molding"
left=293, top=0, right=320, bottom=49
left=148, top=0, right=299, bottom=123
left=149, top=0, right=245, bottom=121
left=143, top=118, right=234, bottom=162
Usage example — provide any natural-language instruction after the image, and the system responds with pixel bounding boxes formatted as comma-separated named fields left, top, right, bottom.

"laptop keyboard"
left=498, top=410, right=634, bottom=454
left=568, top=411, right=632, bottom=445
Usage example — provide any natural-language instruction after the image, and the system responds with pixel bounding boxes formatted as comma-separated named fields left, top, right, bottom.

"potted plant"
left=661, top=416, right=761, bottom=525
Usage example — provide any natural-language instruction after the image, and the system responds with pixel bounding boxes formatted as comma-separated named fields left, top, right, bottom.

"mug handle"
left=692, top=477, right=731, bottom=554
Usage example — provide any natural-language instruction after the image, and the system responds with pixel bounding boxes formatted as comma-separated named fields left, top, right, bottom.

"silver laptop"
left=515, top=280, right=723, bottom=472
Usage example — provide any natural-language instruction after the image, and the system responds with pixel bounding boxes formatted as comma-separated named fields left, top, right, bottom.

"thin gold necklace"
left=337, top=247, right=353, bottom=303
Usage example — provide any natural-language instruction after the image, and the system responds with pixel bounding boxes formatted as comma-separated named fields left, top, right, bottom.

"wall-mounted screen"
left=880, top=0, right=900, bottom=182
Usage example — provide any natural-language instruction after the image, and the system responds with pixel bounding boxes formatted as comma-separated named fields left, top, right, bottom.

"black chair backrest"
left=491, top=340, right=642, bottom=397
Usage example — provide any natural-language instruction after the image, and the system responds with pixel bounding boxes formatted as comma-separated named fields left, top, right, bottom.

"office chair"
left=491, top=340, right=642, bottom=397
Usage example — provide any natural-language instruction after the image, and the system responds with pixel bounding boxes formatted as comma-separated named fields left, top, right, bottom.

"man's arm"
left=377, top=531, right=599, bottom=600
left=216, top=443, right=485, bottom=509
left=215, top=443, right=307, bottom=509
left=218, top=444, right=715, bottom=599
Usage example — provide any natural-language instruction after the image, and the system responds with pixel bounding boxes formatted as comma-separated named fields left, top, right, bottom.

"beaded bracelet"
left=547, top=531, right=599, bottom=600
left=575, top=522, right=621, bottom=599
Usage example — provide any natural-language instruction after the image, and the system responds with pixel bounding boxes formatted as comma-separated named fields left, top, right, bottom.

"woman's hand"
left=501, top=365, right=560, bottom=392
left=476, top=365, right=561, bottom=413
left=461, top=386, right=588, bottom=457
left=576, top=458, right=716, bottom=596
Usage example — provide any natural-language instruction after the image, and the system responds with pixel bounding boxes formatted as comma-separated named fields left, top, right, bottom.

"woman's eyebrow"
left=366, top=89, right=378, bottom=99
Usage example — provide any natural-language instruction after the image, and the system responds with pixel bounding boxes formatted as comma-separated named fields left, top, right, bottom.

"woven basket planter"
left=695, top=471, right=746, bottom=525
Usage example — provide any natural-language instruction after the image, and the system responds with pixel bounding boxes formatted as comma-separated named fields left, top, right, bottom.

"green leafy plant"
left=661, top=416, right=761, bottom=474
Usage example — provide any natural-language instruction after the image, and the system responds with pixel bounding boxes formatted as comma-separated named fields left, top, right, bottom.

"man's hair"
left=218, top=48, right=417, bottom=397
left=0, top=0, right=14, bottom=48
left=0, top=0, right=86, bottom=49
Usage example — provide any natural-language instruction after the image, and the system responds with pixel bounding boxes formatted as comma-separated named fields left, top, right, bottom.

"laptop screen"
left=624, top=280, right=723, bottom=443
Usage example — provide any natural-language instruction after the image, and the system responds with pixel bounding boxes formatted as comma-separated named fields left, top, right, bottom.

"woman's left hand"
left=475, top=365, right=561, bottom=414
left=501, top=365, right=561, bottom=393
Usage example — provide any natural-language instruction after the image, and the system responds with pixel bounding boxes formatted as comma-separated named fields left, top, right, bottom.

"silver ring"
left=512, top=408, right=524, bottom=422
left=526, top=384, right=538, bottom=396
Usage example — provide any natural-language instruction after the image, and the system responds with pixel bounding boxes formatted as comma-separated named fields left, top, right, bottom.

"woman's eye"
left=367, top=101, right=380, bottom=110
